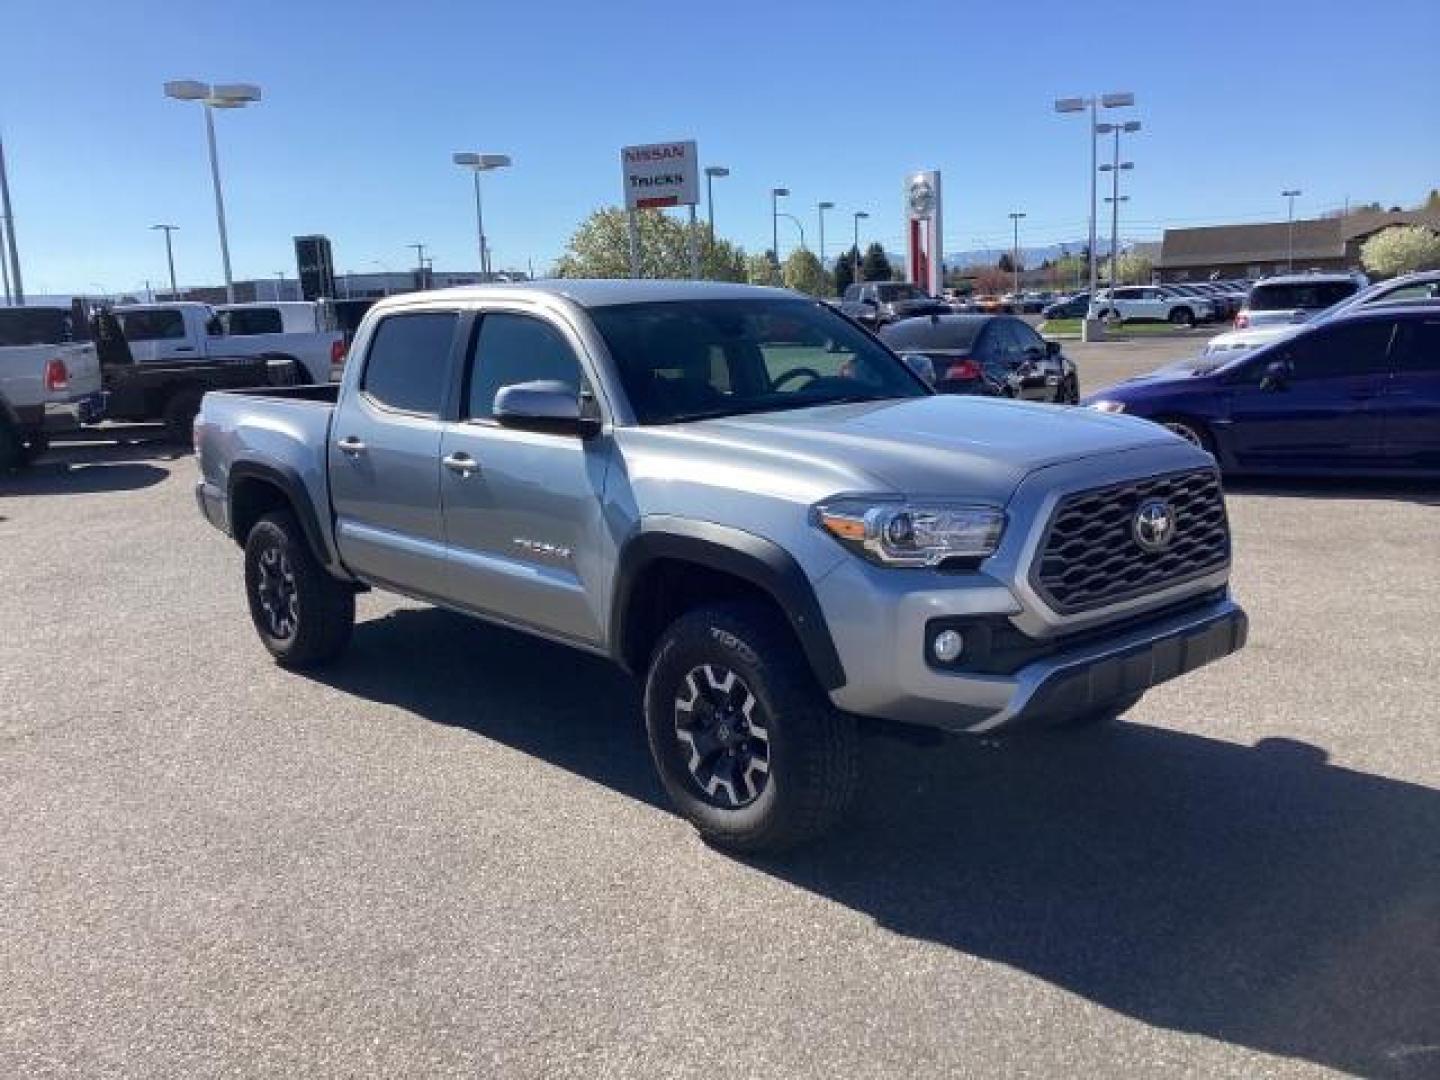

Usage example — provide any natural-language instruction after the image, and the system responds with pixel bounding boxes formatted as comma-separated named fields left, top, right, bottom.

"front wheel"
left=1169, top=306, right=1195, bottom=327
left=643, top=603, right=859, bottom=853
left=244, top=511, right=355, bottom=668
left=1157, top=416, right=1216, bottom=454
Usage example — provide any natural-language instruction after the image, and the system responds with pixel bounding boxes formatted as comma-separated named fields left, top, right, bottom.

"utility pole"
left=409, top=242, right=428, bottom=289
left=151, top=224, right=180, bottom=299
left=0, top=130, right=25, bottom=304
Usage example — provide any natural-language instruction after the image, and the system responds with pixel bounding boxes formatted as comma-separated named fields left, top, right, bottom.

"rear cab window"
left=221, top=308, right=284, bottom=336
left=116, top=309, right=186, bottom=341
left=360, top=312, right=459, bottom=416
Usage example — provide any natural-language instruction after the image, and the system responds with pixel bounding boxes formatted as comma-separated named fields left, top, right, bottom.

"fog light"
left=932, top=629, right=964, bottom=663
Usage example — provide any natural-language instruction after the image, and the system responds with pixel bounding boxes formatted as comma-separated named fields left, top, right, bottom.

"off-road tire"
left=643, top=602, right=859, bottom=853
left=162, top=387, right=203, bottom=445
left=243, top=510, right=354, bottom=668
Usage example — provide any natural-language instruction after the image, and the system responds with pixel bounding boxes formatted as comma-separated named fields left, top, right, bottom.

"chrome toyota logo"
left=1133, top=499, right=1177, bottom=552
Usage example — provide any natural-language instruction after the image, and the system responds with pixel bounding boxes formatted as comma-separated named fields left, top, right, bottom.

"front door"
left=438, top=310, right=612, bottom=646
left=1379, top=316, right=1440, bottom=471
left=1223, top=319, right=1397, bottom=471
left=328, top=310, right=461, bottom=595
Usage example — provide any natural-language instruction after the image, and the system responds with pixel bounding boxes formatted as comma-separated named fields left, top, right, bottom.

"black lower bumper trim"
left=1007, top=605, right=1248, bottom=729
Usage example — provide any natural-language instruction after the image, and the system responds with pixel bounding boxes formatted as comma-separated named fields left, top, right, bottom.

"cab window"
left=360, top=312, right=458, bottom=416
left=466, top=313, right=584, bottom=421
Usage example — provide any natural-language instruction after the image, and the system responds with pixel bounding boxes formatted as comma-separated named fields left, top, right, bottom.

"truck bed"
left=194, top=383, right=341, bottom=564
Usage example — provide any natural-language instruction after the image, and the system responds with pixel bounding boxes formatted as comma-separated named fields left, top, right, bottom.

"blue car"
left=1083, top=306, right=1440, bottom=476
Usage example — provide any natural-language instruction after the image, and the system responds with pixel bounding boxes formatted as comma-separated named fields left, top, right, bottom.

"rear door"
left=437, top=310, right=611, bottom=645
left=328, top=309, right=462, bottom=595
left=1380, top=316, right=1440, bottom=471
left=1223, top=318, right=1398, bottom=470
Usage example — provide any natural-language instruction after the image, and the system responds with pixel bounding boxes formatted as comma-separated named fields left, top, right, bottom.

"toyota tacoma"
left=194, top=281, right=1247, bottom=852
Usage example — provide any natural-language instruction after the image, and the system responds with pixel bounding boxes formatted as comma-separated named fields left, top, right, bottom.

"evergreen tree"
left=860, top=242, right=892, bottom=283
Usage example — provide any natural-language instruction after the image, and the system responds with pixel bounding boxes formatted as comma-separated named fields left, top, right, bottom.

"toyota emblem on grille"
left=1133, top=499, right=1177, bottom=552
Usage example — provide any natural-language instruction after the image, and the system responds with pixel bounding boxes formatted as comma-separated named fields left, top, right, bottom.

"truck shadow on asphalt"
left=313, top=605, right=1439, bottom=1080
left=0, top=436, right=182, bottom=497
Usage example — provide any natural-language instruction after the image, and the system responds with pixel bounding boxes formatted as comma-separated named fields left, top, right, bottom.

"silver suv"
left=194, top=281, right=1247, bottom=852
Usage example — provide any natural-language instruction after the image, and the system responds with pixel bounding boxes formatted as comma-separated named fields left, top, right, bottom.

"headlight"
left=814, top=498, right=1005, bottom=567
left=1089, top=400, right=1127, bottom=414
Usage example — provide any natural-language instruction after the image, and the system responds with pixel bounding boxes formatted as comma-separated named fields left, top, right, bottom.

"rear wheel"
left=244, top=511, right=354, bottom=668
left=0, top=417, right=23, bottom=472
left=643, top=602, right=858, bottom=853
left=162, top=387, right=203, bottom=445
left=18, top=430, right=50, bottom=465
left=1169, top=306, right=1195, bottom=327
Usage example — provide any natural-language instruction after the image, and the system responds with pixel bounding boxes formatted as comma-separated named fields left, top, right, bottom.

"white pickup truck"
left=115, top=301, right=344, bottom=385
left=0, top=305, right=104, bottom=471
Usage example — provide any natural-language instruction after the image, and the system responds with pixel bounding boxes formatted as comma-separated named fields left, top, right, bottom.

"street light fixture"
left=1097, top=120, right=1141, bottom=288
left=1282, top=188, right=1303, bottom=271
left=816, top=201, right=835, bottom=265
left=770, top=187, right=790, bottom=270
left=704, top=165, right=729, bottom=238
left=150, top=224, right=179, bottom=299
left=1008, top=212, right=1027, bottom=298
left=1054, top=90, right=1136, bottom=336
left=453, top=152, right=512, bottom=280
left=852, top=210, right=869, bottom=282
left=164, top=79, right=260, bottom=304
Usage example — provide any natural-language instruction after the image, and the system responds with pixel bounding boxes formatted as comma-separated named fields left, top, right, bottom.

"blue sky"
left=2, top=0, right=1437, bottom=294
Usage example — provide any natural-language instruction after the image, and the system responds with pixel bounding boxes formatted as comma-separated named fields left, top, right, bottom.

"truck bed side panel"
left=196, top=390, right=346, bottom=573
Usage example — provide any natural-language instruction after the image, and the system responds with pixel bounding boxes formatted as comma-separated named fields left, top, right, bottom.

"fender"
left=611, top=517, right=847, bottom=691
left=227, top=460, right=340, bottom=574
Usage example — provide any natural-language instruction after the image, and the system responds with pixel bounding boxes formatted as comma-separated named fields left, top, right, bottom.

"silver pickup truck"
left=194, top=280, right=1247, bottom=851
left=0, top=305, right=105, bottom=471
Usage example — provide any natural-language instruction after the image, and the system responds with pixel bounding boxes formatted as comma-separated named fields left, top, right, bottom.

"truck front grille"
left=1031, top=468, right=1230, bottom=615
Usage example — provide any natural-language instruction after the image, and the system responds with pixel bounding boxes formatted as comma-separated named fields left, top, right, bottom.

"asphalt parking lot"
left=2, top=342, right=1438, bottom=1079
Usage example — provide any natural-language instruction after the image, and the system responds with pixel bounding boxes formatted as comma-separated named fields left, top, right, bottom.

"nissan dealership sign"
left=621, top=140, right=699, bottom=210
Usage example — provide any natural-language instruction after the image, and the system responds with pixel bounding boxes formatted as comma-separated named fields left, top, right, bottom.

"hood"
left=618, top=395, right=1176, bottom=508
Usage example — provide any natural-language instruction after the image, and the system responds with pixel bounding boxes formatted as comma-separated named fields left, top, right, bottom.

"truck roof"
left=372, top=279, right=798, bottom=312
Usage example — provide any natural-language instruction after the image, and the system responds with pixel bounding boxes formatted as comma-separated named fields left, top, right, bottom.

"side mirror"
left=1259, top=360, right=1291, bottom=391
left=1045, top=340, right=1061, bottom=358
left=900, top=353, right=936, bottom=386
left=493, top=380, right=600, bottom=437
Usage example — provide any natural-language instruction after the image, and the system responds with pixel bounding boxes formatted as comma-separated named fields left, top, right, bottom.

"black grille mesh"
left=1032, top=468, right=1230, bottom=614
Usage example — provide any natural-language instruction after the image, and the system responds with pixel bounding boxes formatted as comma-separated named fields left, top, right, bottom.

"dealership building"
left=1157, top=209, right=1440, bottom=281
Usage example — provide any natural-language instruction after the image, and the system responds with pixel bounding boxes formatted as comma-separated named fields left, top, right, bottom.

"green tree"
left=554, top=207, right=746, bottom=281
left=1360, top=225, right=1440, bottom=277
left=1051, top=253, right=1087, bottom=290
left=745, top=250, right=782, bottom=286
left=782, top=249, right=829, bottom=296
left=860, top=242, right=892, bottom=283
left=1112, top=252, right=1154, bottom=285
left=834, top=249, right=856, bottom=296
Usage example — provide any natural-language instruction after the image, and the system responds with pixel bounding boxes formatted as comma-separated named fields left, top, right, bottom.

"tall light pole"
left=0, top=129, right=24, bottom=304
left=1008, top=212, right=1026, bottom=297
left=453, top=152, right=512, bottom=280
left=776, top=212, right=806, bottom=254
left=164, top=80, right=261, bottom=304
left=1097, top=119, right=1140, bottom=286
left=150, top=224, right=179, bottom=299
left=704, top=165, right=729, bottom=238
left=0, top=215, right=11, bottom=305
left=1054, top=91, right=1135, bottom=335
left=816, top=201, right=834, bottom=266
left=852, top=210, right=869, bottom=282
left=1282, top=189, right=1302, bottom=271
left=770, top=187, right=789, bottom=272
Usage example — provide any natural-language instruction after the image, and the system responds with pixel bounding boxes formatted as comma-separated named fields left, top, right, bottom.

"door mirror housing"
left=1259, top=359, right=1292, bottom=391
left=493, top=380, right=600, bottom=437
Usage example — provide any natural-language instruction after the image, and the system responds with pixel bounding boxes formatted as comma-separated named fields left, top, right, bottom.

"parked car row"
left=877, top=314, right=1079, bottom=403
left=0, top=298, right=346, bottom=469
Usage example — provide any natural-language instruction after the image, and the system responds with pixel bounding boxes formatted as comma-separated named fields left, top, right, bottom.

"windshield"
left=877, top=284, right=925, bottom=303
left=1249, top=281, right=1358, bottom=311
left=589, top=299, right=929, bottom=424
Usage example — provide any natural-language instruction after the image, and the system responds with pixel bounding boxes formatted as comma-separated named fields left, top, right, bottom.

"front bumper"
left=195, top=480, right=228, bottom=534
